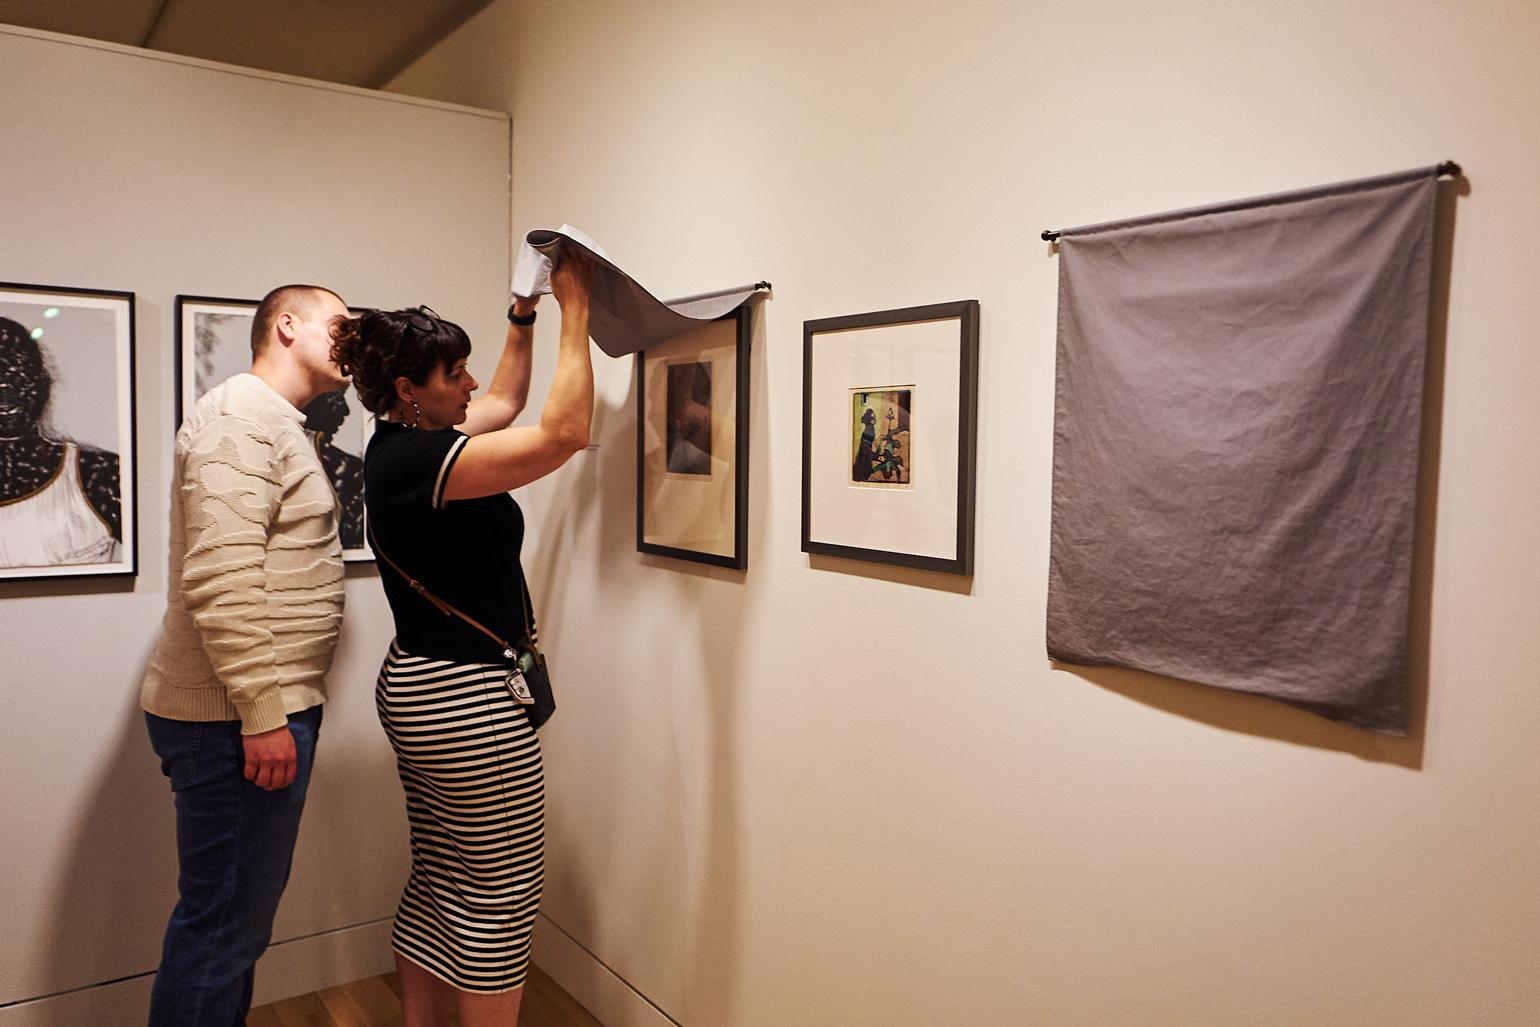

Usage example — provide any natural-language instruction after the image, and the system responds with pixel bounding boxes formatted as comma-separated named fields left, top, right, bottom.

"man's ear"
left=274, top=311, right=300, bottom=347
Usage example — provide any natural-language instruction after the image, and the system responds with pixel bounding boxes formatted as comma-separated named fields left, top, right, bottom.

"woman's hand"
left=511, top=294, right=539, bottom=319
left=551, top=252, right=593, bottom=310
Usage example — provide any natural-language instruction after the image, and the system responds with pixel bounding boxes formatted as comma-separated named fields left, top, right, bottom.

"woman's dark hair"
left=331, top=307, right=472, bottom=417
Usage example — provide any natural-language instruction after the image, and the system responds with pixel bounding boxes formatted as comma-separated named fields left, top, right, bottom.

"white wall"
left=389, top=1, right=1540, bottom=1024
left=0, top=26, right=510, bottom=1024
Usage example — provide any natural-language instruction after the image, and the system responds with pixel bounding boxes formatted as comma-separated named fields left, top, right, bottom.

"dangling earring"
left=405, top=399, right=421, bottom=428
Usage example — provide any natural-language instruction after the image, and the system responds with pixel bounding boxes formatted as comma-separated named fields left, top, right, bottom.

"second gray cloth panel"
left=1046, top=168, right=1440, bottom=734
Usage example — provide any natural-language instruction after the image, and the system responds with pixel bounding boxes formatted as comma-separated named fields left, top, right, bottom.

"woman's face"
left=411, top=356, right=477, bottom=429
left=0, top=320, right=50, bottom=442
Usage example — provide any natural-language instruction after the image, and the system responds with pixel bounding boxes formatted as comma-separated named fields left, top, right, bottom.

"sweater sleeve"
left=178, top=413, right=287, bottom=734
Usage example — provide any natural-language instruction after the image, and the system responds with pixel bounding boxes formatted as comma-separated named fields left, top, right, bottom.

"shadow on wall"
left=522, top=306, right=769, bottom=1022
left=0, top=577, right=138, bottom=601
left=667, top=302, right=770, bottom=1022
left=1048, top=175, right=1468, bottom=771
left=39, top=694, right=177, bottom=1018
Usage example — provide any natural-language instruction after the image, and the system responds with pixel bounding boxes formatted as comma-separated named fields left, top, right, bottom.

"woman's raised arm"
left=441, top=257, right=594, bottom=500
left=459, top=295, right=538, bottom=437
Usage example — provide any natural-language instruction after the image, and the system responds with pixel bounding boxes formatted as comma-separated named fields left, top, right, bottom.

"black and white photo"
left=0, top=282, right=136, bottom=579
left=177, top=295, right=372, bottom=559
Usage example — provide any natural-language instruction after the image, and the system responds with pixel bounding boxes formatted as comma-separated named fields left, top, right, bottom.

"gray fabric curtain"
left=516, top=228, right=763, bottom=358
left=1047, top=167, right=1441, bottom=734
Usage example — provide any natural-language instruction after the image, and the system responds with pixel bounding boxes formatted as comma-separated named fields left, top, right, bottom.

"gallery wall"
left=389, top=0, right=1540, bottom=1024
left=0, top=26, right=510, bottom=1024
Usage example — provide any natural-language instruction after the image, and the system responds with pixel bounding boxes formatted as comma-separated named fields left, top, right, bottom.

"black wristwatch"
left=507, top=304, right=537, bottom=326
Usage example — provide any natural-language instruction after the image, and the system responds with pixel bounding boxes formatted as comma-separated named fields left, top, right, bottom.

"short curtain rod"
left=1039, top=160, right=1462, bottom=242
left=664, top=280, right=773, bottom=306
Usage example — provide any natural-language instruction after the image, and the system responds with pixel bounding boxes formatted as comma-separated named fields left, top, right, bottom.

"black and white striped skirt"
left=375, top=641, right=544, bottom=993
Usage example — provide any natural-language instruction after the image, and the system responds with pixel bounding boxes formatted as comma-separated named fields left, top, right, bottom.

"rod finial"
left=1042, top=230, right=1061, bottom=242
left=1437, top=160, right=1462, bottom=178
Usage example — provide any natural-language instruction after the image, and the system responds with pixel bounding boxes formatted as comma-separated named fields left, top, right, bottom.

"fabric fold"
left=511, top=224, right=765, bottom=357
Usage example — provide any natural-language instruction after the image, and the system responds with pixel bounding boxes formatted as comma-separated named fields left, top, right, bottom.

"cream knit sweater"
left=141, top=374, right=344, bottom=734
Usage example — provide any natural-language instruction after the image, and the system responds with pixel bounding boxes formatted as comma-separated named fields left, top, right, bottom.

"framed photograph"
left=176, top=295, right=372, bottom=561
left=636, top=306, right=750, bottom=569
left=802, top=300, right=979, bottom=574
left=0, top=282, right=137, bottom=580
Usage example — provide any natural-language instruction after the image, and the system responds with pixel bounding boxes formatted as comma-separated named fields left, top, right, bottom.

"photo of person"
left=851, top=387, right=912, bottom=487
left=666, top=359, right=713, bottom=475
left=0, top=287, right=135, bottom=578
left=179, top=296, right=372, bottom=559
left=304, top=390, right=365, bottom=550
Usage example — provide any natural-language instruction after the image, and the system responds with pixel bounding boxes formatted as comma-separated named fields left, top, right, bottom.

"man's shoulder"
left=178, top=410, right=274, bottom=456
left=179, top=376, right=298, bottom=449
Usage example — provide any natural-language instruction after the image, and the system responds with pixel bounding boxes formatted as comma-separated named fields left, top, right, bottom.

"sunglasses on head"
left=401, top=305, right=440, bottom=333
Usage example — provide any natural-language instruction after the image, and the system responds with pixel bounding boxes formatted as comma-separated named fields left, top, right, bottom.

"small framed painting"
left=176, top=294, right=372, bottom=561
left=802, top=300, right=979, bottom=574
left=0, top=281, right=137, bottom=580
left=636, top=306, right=750, bottom=569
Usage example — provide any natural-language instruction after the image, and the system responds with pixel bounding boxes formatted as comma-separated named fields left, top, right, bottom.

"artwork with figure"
left=303, top=391, right=365, bottom=550
left=666, top=360, right=713, bottom=475
left=637, top=307, right=751, bottom=569
left=0, top=285, right=136, bottom=578
left=178, top=295, right=371, bottom=559
left=851, top=388, right=912, bottom=486
left=804, top=301, right=976, bottom=574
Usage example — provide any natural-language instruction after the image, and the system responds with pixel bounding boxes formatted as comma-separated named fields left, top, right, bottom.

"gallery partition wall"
left=386, top=1, right=1540, bottom=1025
left=0, top=25, right=509, bottom=1026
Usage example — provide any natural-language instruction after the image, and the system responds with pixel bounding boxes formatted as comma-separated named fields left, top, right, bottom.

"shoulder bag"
left=367, top=527, right=556, bottom=729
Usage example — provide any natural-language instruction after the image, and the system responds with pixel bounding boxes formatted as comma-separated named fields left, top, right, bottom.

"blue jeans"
left=144, top=706, right=322, bottom=1027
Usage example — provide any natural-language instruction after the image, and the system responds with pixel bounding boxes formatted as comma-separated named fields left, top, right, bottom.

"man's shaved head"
left=251, top=285, right=345, bottom=356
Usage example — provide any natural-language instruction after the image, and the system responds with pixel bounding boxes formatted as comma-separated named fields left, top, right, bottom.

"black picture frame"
left=636, top=305, right=751, bottom=569
left=175, top=294, right=374, bottom=563
left=174, top=294, right=261, bottom=428
left=0, top=280, right=138, bottom=580
left=801, top=300, right=979, bottom=575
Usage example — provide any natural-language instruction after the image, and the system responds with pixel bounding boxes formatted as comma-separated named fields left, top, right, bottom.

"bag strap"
left=368, top=524, right=532, bottom=661
left=516, top=567, right=541, bottom=656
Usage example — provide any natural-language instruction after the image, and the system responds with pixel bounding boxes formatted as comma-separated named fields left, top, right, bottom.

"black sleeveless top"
left=363, top=420, right=532, bottom=663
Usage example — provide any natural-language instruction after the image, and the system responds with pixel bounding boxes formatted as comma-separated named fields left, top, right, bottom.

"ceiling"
left=0, top=0, right=495, bottom=89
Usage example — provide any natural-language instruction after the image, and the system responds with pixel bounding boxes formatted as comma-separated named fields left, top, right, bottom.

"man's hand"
left=243, top=725, right=297, bottom=791
left=511, top=295, right=540, bottom=319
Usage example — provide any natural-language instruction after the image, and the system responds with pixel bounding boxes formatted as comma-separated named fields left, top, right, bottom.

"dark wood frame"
left=635, top=305, right=751, bottom=569
left=0, top=280, right=138, bottom=581
left=174, top=293, right=375, bottom=563
left=801, top=300, right=979, bottom=575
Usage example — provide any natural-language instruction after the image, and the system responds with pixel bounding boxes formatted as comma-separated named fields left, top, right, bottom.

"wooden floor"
left=248, top=966, right=603, bottom=1027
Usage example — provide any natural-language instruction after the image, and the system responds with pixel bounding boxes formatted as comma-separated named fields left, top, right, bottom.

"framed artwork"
left=636, top=306, right=750, bottom=568
left=176, top=295, right=372, bottom=561
left=802, top=300, right=979, bottom=574
left=0, top=281, right=137, bottom=580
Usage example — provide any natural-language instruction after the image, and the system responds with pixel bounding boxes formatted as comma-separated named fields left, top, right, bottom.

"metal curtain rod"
left=1040, top=161, right=1463, bottom=242
left=665, top=281, right=773, bottom=307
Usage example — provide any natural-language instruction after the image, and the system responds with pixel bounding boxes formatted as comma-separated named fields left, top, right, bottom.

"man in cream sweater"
left=140, top=284, right=351, bottom=1026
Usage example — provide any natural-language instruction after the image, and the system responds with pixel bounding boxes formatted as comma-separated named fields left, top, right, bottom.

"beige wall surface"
left=384, top=0, right=1540, bottom=1024
left=0, top=26, right=509, bottom=1020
